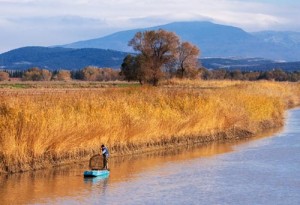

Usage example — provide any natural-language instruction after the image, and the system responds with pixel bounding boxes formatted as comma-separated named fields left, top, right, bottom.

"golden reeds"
left=0, top=80, right=299, bottom=173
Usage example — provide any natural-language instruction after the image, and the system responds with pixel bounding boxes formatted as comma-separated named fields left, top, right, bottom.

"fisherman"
left=101, top=144, right=109, bottom=170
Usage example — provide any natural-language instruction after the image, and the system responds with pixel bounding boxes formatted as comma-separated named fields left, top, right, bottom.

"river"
left=1, top=108, right=299, bottom=205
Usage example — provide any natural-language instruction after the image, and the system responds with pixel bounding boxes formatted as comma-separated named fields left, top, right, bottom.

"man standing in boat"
left=101, top=144, right=109, bottom=170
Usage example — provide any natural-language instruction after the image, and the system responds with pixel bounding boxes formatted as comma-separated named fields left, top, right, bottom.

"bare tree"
left=177, top=42, right=200, bottom=78
left=129, top=29, right=180, bottom=86
left=82, top=66, right=100, bottom=81
left=98, top=68, right=120, bottom=81
left=41, top=69, right=52, bottom=81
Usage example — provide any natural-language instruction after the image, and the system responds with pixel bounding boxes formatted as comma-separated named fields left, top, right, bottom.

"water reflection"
left=84, top=176, right=109, bottom=184
left=0, top=125, right=285, bottom=205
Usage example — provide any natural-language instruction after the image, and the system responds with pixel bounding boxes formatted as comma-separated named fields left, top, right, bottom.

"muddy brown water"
left=1, top=108, right=299, bottom=205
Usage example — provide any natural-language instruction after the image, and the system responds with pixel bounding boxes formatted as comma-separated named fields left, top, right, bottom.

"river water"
left=1, top=108, right=299, bottom=205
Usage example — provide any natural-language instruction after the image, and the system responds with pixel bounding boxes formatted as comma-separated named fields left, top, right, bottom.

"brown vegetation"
left=0, top=71, right=9, bottom=81
left=128, top=30, right=180, bottom=85
left=125, top=29, right=200, bottom=85
left=22, top=67, right=52, bottom=81
left=55, top=70, right=72, bottom=81
left=177, top=42, right=200, bottom=79
left=81, top=66, right=120, bottom=81
left=0, top=80, right=299, bottom=173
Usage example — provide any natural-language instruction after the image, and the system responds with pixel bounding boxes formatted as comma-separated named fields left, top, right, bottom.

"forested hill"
left=0, top=46, right=128, bottom=70
left=0, top=46, right=299, bottom=71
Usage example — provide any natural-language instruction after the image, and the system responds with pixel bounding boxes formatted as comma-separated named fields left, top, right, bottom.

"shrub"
left=22, top=67, right=52, bottom=81
left=0, top=71, right=9, bottom=81
left=56, top=70, right=72, bottom=81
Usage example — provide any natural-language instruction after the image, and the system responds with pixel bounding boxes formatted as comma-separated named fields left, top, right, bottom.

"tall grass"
left=0, top=81, right=299, bottom=173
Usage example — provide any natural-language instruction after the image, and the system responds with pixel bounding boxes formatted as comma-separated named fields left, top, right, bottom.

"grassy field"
left=0, top=80, right=139, bottom=89
left=0, top=80, right=299, bottom=173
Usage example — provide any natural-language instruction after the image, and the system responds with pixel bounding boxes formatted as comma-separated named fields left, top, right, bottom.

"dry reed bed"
left=0, top=81, right=299, bottom=173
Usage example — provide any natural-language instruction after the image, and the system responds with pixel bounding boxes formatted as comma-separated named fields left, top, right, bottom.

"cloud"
left=0, top=0, right=294, bottom=28
left=0, top=15, right=119, bottom=51
left=0, top=0, right=299, bottom=52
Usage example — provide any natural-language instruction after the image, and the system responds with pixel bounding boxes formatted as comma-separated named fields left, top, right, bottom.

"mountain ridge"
left=62, top=21, right=300, bottom=61
left=0, top=46, right=128, bottom=70
left=1, top=21, right=300, bottom=71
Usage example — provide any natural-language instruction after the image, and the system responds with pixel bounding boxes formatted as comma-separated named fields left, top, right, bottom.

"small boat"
left=84, top=169, right=110, bottom=177
left=84, top=154, right=110, bottom=177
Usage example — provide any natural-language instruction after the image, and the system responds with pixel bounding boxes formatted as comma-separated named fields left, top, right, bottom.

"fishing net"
left=89, top=154, right=102, bottom=170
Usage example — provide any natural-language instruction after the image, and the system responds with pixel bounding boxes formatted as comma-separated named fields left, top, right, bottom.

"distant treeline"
left=201, top=58, right=300, bottom=72
left=0, top=66, right=299, bottom=82
left=0, top=67, right=121, bottom=81
left=200, top=67, right=300, bottom=82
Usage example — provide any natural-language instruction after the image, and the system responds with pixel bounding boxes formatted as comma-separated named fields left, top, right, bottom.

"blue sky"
left=0, top=0, right=299, bottom=53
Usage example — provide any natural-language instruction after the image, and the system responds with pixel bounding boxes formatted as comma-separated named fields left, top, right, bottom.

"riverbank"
left=0, top=80, right=299, bottom=173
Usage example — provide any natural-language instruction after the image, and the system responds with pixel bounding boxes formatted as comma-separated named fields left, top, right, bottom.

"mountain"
left=0, top=46, right=128, bottom=70
left=1, top=21, right=300, bottom=71
left=62, top=21, right=300, bottom=61
left=252, top=31, right=300, bottom=48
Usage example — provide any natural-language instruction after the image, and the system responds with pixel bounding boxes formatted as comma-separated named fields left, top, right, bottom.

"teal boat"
left=84, top=154, right=110, bottom=177
left=84, top=169, right=110, bottom=177
left=83, top=154, right=109, bottom=178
